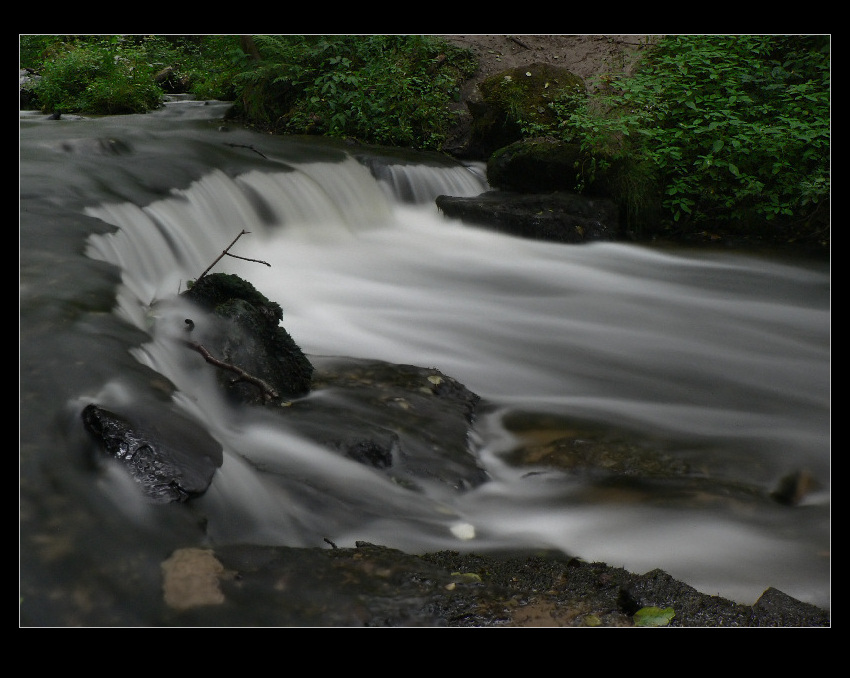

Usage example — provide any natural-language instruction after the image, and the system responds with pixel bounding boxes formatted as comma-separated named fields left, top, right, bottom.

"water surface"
left=20, top=100, right=830, bottom=619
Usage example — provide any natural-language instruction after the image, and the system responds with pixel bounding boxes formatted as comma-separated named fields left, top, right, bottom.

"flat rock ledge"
left=436, top=191, right=619, bottom=243
left=153, top=542, right=829, bottom=627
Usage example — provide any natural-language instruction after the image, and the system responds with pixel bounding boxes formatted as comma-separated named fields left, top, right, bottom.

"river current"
left=20, top=99, right=830, bottom=620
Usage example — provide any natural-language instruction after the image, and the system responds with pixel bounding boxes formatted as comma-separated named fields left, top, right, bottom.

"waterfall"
left=21, top=108, right=828, bottom=611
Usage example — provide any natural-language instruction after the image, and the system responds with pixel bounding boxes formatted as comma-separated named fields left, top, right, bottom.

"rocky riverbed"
left=63, top=272, right=829, bottom=627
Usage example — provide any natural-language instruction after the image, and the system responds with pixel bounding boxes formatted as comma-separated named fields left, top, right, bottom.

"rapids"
left=20, top=99, right=830, bottom=616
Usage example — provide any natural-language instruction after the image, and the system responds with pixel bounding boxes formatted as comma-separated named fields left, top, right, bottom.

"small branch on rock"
left=183, top=339, right=280, bottom=402
left=196, top=229, right=249, bottom=282
left=194, top=229, right=270, bottom=283
left=227, top=253, right=272, bottom=267
left=224, top=142, right=268, bottom=159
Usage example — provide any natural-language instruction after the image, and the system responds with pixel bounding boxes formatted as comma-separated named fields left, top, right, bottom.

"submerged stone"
left=284, top=356, right=488, bottom=492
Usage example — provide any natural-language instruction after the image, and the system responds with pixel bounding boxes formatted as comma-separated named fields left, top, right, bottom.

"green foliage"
left=478, top=66, right=585, bottom=139
left=21, top=35, right=477, bottom=150
left=231, top=35, right=478, bottom=150
left=27, top=36, right=164, bottom=114
left=19, top=35, right=60, bottom=69
left=156, top=35, right=248, bottom=101
left=548, top=35, right=830, bottom=243
left=21, top=35, right=244, bottom=113
left=22, top=34, right=478, bottom=151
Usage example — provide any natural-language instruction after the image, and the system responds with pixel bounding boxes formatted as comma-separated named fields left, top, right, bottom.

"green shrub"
left=231, top=35, right=477, bottom=150
left=548, top=35, right=830, bottom=244
left=19, top=35, right=60, bottom=70
left=22, top=35, right=477, bottom=150
left=148, top=35, right=247, bottom=101
left=32, top=36, right=164, bottom=115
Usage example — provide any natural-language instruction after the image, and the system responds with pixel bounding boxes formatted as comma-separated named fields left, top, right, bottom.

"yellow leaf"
left=633, top=606, right=675, bottom=627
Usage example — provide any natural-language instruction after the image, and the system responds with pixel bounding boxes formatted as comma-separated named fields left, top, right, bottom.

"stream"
left=20, top=98, right=830, bottom=624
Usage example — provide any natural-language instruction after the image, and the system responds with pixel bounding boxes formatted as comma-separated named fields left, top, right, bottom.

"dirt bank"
left=441, top=34, right=656, bottom=95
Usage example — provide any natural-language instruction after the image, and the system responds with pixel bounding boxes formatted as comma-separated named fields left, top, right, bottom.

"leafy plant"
left=158, top=35, right=247, bottom=101
left=544, top=35, right=830, bottom=244
left=29, top=36, right=164, bottom=114
left=230, top=35, right=478, bottom=150
left=19, top=35, right=61, bottom=70
left=22, top=34, right=480, bottom=150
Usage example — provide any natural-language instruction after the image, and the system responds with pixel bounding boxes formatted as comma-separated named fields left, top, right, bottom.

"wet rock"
left=181, top=273, right=314, bottom=404
left=498, top=410, right=811, bottom=511
left=285, top=356, right=488, bottom=492
left=751, top=586, right=830, bottom=627
left=57, top=137, right=134, bottom=155
left=437, top=190, right=619, bottom=243
left=334, top=434, right=397, bottom=469
left=175, top=274, right=486, bottom=491
left=770, top=469, right=820, bottom=506
left=81, top=402, right=223, bottom=503
left=153, top=542, right=830, bottom=627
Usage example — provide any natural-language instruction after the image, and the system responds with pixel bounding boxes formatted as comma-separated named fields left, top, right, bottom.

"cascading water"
left=20, top=100, right=830, bottom=621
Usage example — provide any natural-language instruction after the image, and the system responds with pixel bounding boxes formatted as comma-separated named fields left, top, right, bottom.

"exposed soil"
left=440, top=34, right=657, bottom=91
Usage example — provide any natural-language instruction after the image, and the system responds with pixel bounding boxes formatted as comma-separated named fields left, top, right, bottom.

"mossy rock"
left=468, top=63, right=585, bottom=157
left=488, top=138, right=667, bottom=236
left=182, top=273, right=313, bottom=404
left=487, top=137, right=587, bottom=193
left=185, top=273, right=283, bottom=320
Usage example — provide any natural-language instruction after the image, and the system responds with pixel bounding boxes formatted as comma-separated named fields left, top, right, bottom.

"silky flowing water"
left=20, top=99, right=830, bottom=622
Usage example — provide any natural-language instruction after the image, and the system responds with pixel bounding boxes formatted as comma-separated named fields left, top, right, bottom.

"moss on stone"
left=469, top=63, right=585, bottom=156
left=488, top=137, right=585, bottom=192
left=478, top=63, right=585, bottom=127
left=184, top=272, right=283, bottom=322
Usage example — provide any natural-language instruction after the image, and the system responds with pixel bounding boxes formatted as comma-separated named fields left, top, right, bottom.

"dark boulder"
left=437, top=190, right=620, bottom=243
left=181, top=273, right=314, bottom=405
left=487, top=137, right=587, bottom=193
left=81, top=403, right=223, bottom=503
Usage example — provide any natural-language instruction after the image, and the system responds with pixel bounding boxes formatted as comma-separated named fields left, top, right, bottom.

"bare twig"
left=224, top=142, right=268, bottom=159
left=195, top=229, right=270, bottom=283
left=183, top=338, right=281, bottom=402
left=226, top=253, right=272, bottom=267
